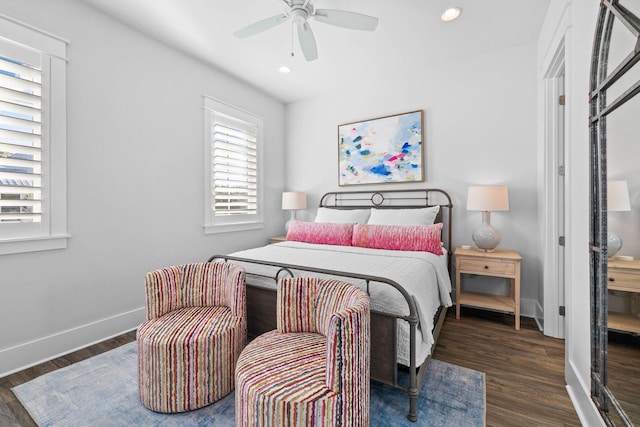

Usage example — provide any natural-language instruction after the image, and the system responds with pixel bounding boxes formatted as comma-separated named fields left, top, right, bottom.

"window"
left=203, top=96, right=263, bottom=233
left=0, top=55, right=42, bottom=224
left=0, top=16, right=68, bottom=255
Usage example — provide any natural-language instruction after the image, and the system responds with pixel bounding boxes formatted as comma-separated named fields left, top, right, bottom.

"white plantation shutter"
left=203, top=96, right=263, bottom=233
left=212, top=118, right=258, bottom=216
left=0, top=54, right=43, bottom=223
left=0, top=16, right=68, bottom=255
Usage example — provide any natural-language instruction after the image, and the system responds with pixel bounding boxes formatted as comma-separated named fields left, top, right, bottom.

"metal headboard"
left=319, top=188, right=454, bottom=272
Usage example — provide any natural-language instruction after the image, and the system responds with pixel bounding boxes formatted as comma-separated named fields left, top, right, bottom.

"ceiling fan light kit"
left=234, top=0, right=378, bottom=62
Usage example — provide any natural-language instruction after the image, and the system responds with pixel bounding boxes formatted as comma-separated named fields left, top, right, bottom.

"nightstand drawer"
left=608, top=270, right=640, bottom=292
left=459, top=258, right=516, bottom=276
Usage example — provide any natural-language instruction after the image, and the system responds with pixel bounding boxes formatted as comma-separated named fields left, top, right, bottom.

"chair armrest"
left=224, top=263, right=246, bottom=318
left=144, top=266, right=183, bottom=320
left=325, top=302, right=370, bottom=397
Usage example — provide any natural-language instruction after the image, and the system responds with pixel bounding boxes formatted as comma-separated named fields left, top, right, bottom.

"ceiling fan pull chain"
left=291, top=22, right=295, bottom=57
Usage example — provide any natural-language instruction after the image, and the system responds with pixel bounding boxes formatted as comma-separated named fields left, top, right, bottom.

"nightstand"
left=455, top=247, right=522, bottom=330
left=269, top=236, right=287, bottom=244
left=607, top=258, right=640, bottom=334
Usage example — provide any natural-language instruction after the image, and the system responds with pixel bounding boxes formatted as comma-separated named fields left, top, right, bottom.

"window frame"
left=0, top=15, right=68, bottom=255
left=203, top=96, right=264, bottom=234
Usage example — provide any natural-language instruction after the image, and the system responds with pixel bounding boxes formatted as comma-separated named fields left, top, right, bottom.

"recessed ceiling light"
left=441, top=7, right=462, bottom=22
left=278, top=66, right=291, bottom=74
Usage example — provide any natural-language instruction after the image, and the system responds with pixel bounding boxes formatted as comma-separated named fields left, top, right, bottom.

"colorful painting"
left=338, top=110, right=424, bottom=186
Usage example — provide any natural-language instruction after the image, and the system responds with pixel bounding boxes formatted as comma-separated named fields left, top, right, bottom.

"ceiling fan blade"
left=313, top=9, right=378, bottom=31
left=234, top=14, right=288, bottom=38
left=297, top=22, right=318, bottom=61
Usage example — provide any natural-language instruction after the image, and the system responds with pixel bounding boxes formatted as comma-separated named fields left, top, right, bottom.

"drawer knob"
left=484, top=265, right=489, bottom=269
left=609, top=277, right=615, bottom=282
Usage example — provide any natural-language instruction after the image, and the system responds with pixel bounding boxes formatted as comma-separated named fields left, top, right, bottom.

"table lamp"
left=607, top=180, right=631, bottom=258
left=467, top=185, right=510, bottom=252
left=282, top=191, right=307, bottom=233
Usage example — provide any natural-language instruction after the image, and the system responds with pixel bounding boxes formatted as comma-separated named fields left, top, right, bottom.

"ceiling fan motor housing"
left=290, top=6, right=311, bottom=25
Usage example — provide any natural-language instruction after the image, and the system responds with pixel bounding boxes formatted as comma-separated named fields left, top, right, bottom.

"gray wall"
left=284, top=42, right=541, bottom=317
left=0, top=0, right=285, bottom=375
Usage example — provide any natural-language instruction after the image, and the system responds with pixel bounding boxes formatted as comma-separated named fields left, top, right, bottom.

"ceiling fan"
left=233, top=0, right=379, bottom=62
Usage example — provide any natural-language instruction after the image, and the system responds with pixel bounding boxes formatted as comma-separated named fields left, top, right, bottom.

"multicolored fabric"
left=236, top=277, right=370, bottom=427
left=286, top=220, right=354, bottom=246
left=352, top=222, right=444, bottom=255
left=137, top=262, right=246, bottom=413
left=144, top=262, right=245, bottom=320
left=236, top=331, right=336, bottom=426
left=277, top=277, right=317, bottom=333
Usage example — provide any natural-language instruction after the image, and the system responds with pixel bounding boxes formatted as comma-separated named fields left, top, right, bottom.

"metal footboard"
left=208, top=254, right=425, bottom=422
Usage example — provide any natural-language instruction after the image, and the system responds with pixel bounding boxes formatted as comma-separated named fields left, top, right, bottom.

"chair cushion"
left=236, top=330, right=335, bottom=406
left=138, top=305, right=240, bottom=346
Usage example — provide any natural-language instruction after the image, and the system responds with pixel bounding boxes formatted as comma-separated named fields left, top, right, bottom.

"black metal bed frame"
left=209, top=188, right=453, bottom=422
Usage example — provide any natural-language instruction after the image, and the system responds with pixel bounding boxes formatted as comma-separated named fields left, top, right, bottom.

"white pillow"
left=314, top=207, right=371, bottom=224
left=367, top=206, right=440, bottom=226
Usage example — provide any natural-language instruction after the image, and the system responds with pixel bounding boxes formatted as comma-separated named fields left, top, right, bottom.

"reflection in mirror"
left=590, top=1, right=640, bottom=426
left=605, top=11, right=639, bottom=104
left=607, top=92, right=640, bottom=426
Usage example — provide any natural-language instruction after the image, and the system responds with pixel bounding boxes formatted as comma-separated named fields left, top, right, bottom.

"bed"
left=209, top=188, right=453, bottom=422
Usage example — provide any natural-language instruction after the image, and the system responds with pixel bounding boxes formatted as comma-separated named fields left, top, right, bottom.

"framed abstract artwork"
left=338, top=110, right=424, bottom=186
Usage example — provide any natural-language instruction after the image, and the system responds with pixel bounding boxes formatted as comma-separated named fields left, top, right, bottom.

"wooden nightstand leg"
left=631, top=293, right=639, bottom=318
left=455, top=264, right=461, bottom=320
left=514, top=275, right=521, bottom=331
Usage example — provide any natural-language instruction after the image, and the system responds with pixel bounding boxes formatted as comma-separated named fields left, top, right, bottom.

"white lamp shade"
left=282, top=192, right=307, bottom=210
left=467, top=186, right=509, bottom=211
left=607, top=180, right=631, bottom=211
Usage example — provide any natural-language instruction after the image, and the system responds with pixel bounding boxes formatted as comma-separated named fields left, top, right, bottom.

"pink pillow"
left=352, top=223, right=444, bottom=255
left=286, top=221, right=354, bottom=246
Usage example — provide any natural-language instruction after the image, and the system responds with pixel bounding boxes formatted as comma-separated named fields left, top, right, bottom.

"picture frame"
left=338, top=110, right=424, bottom=186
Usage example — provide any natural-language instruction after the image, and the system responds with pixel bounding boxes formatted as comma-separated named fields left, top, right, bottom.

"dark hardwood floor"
left=607, top=331, right=640, bottom=425
left=0, top=309, right=583, bottom=426
left=434, top=308, right=581, bottom=426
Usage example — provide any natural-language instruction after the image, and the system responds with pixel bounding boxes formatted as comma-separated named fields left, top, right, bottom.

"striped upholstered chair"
left=137, top=262, right=246, bottom=413
left=236, top=277, right=370, bottom=426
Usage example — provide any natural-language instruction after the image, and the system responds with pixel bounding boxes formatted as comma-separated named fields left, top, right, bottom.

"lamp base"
left=608, top=233, right=623, bottom=258
left=284, top=211, right=296, bottom=235
left=475, top=247, right=497, bottom=253
left=472, top=211, right=501, bottom=251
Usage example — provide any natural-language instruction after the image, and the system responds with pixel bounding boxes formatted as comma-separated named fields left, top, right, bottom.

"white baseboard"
left=454, top=297, right=543, bottom=330
left=566, top=359, right=606, bottom=427
left=0, top=307, right=145, bottom=378
left=534, top=300, right=544, bottom=331
left=520, top=297, right=537, bottom=319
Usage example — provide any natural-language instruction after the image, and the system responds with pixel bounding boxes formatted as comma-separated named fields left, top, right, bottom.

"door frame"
left=542, top=40, right=568, bottom=339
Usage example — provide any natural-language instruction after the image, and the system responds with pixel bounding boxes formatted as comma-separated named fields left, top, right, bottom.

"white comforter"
left=229, top=241, right=452, bottom=366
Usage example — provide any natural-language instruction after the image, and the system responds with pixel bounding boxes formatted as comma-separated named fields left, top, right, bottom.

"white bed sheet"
left=228, top=241, right=452, bottom=366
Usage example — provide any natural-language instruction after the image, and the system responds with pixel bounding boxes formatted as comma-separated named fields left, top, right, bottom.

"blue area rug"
left=13, top=342, right=485, bottom=426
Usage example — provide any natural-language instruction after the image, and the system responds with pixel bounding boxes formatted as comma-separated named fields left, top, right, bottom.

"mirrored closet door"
left=590, top=1, right=640, bottom=426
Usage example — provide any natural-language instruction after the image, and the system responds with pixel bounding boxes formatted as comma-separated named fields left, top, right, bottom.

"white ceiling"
left=78, top=0, right=550, bottom=104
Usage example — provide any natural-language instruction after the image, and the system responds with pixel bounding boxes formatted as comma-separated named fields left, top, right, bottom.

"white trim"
left=0, top=13, right=68, bottom=59
left=520, top=297, right=542, bottom=328
left=204, top=221, right=264, bottom=234
left=0, top=234, right=69, bottom=255
left=534, top=299, right=545, bottom=331
left=0, top=307, right=145, bottom=378
left=0, top=19, right=68, bottom=255
left=542, top=39, right=568, bottom=339
left=566, top=360, right=606, bottom=427
left=539, top=1, right=572, bottom=72
left=203, top=96, right=265, bottom=234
